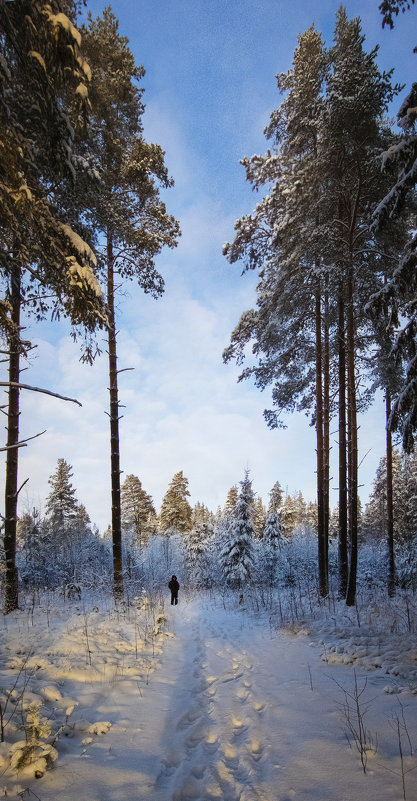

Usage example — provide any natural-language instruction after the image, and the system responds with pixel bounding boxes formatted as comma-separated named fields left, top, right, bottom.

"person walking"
left=168, top=575, right=179, bottom=605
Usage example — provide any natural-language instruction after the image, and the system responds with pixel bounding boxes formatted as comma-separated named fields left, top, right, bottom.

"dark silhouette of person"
left=168, top=575, right=179, bottom=605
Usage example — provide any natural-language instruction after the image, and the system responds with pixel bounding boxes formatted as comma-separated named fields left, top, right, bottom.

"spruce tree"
left=45, top=459, right=78, bottom=532
left=262, top=511, right=285, bottom=587
left=219, top=471, right=255, bottom=589
left=268, top=481, right=284, bottom=514
left=223, top=486, right=239, bottom=516
left=159, top=471, right=192, bottom=533
left=80, top=10, right=180, bottom=601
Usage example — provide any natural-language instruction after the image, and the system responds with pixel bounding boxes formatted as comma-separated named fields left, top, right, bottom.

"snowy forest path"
left=16, top=595, right=416, bottom=801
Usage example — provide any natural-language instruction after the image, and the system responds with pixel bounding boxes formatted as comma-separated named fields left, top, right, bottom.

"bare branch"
left=0, top=429, right=47, bottom=452
left=16, top=477, right=29, bottom=497
left=0, top=383, right=82, bottom=406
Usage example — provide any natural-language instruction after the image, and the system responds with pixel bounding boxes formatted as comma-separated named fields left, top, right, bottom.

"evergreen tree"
left=159, top=471, right=192, bottom=533
left=280, top=494, right=299, bottom=539
left=121, top=474, right=155, bottom=547
left=191, top=502, right=213, bottom=528
left=369, top=0, right=417, bottom=450
left=400, top=450, right=417, bottom=540
left=219, top=472, right=255, bottom=589
left=268, top=481, right=284, bottom=514
left=362, top=449, right=402, bottom=539
left=184, top=520, right=214, bottom=588
left=1, top=0, right=105, bottom=613
left=262, top=511, right=285, bottom=587
left=223, top=25, right=332, bottom=596
left=252, top=497, right=266, bottom=539
left=223, top=486, right=239, bottom=516
left=323, top=7, right=400, bottom=605
left=45, top=459, right=78, bottom=532
left=80, top=10, right=180, bottom=601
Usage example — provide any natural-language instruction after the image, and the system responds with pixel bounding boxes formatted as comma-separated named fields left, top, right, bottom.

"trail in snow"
left=3, top=596, right=417, bottom=801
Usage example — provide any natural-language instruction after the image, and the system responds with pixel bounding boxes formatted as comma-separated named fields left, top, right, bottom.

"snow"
left=0, top=593, right=416, bottom=800
left=28, top=52, right=46, bottom=73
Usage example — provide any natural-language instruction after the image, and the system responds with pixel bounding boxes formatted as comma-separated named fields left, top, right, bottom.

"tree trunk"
left=107, top=232, right=124, bottom=602
left=346, top=266, right=358, bottom=607
left=315, top=285, right=328, bottom=596
left=337, top=285, right=348, bottom=598
left=4, top=267, right=21, bottom=612
left=323, top=279, right=330, bottom=578
left=386, top=388, right=395, bottom=597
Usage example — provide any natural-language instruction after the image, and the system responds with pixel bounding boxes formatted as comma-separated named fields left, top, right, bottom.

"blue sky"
left=2, top=0, right=416, bottom=531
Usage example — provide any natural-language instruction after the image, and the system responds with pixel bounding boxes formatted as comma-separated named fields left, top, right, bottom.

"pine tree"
left=219, top=472, right=255, bottom=589
left=323, top=7, right=400, bottom=605
left=121, top=474, right=155, bottom=547
left=1, top=0, right=105, bottom=613
left=159, top=472, right=192, bottom=533
left=80, top=10, right=180, bottom=601
left=223, top=25, right=331, bottom=596
left=369, top=1, right=417, bottom=451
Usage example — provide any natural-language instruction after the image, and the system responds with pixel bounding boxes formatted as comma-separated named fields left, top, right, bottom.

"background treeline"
left=3, top=454, right=417, bottom=600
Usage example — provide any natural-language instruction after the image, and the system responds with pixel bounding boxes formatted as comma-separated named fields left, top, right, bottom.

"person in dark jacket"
left=168, top=575, right=179, bottom=605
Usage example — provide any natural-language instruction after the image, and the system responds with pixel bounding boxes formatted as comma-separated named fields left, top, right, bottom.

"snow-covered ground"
left=1, top=593, right=417, bottom=801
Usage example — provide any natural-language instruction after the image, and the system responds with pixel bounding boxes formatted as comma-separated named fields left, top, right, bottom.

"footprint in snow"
left=222, top=743, right=239, bottom=767
left=185, top=722, right=207, bottom=748
left=171, top=775, right=201, bottom=801
left=253, top=701, right=265, bottom=714
left=204, top=731, right=220, bottom=752
left=232, top=716, right=247, bottom=736
left=176, top=707, right=202, bottom=730
left=248, top=739, right=264, bottom=762
left=222, top=671, right=243, bottom=683
left=236, top=687, right=249, bottom=703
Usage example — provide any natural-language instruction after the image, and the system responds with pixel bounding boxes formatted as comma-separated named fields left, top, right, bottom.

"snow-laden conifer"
left=219, top=472, right=255, bottom=589
left=121, top=474, right=156, bottom=547
left=45, top=459, right=78, bottom=532
left=159, top=471, right=192, bottom=533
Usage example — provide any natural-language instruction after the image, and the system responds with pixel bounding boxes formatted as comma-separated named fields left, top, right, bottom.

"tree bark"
left=386, top=388, right=395, bottom=597
left=346, top=265, right=358, bottom=607
left=323, top=279, right=330, bottom=578
left=107, top=232, right=124, bottom=602
left=4, top=267, right=21, bottom=612
left=315, top=285, right=328, bottom=596
left=337, top=285, right=348, bottom=598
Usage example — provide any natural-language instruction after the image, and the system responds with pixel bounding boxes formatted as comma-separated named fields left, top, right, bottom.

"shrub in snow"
left=9, top=740, right=58, bottom=778
left=8, top=704, right=57, bottom=778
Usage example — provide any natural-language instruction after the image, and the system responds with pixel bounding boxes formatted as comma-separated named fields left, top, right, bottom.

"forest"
left=1, top=0, right=417, bottom=797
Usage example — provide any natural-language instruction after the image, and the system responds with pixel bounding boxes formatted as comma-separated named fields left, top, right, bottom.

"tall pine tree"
left=80, top=10, right=180, bottom=601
